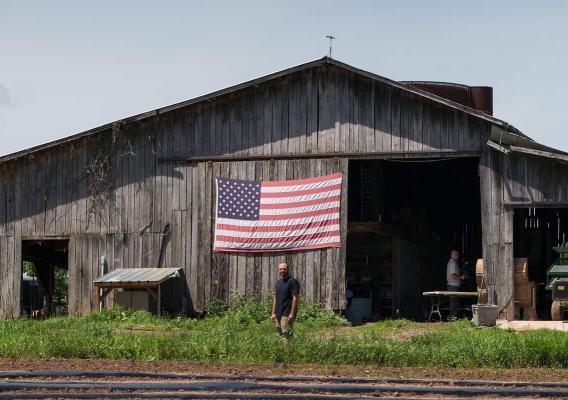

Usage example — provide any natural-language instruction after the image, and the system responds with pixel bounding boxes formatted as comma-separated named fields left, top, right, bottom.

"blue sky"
left=1, top=0, right=567, bottom=156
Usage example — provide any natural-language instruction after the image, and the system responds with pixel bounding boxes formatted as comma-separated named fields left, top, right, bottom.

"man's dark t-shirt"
left=275, top=276, right=300, bottom=318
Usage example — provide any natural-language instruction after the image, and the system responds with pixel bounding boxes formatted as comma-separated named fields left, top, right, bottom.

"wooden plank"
left=409, top=96, right=423, bottom=151
left=317, top=66, right=335, bottom=153
left=288, top=75, right=303, bottom=155
left=12, top=236, right=21, bottom=318
left=2, top=165, right=11, bottom=236
left=500, top=208, right=514, bottom=320
left=38, top=152, right=49, bottom=236
left=182, top=161, right=193, bottom=311
left=195, top=162, right=209, bottom=310
left=189, top=164, right=199, bottom=310
left=62, top=144, right=74, bottom=234
left=399, top=92, right=410, bottom=152
left=77, top=138, right=89, bottom=233
left=0, top=237, right=6, bottom=316
left=0, top=167, right=7, bottom=237
left=207, top=102, right=217, bottom=156
left=13, top=162, right=22, bottom=240
left=25, top=155, right=37, bottom=236
left=218, top=100, right=230, bottom=156
left=390, top=89, right=401, bottom=151
left=204, top=161, right=213, bottom=308
left=100, top=134, right=113, bottom=234
left=421, top=101, right=433, bottom=151
left=67, top=235, right=78, bottom=315
left=354, top=76, right=374, bottom=153
left=210, top=162, right=221, bottom=301
left=337, top=157, right=348, bottom=310
left=280, top=78, right=290, bottom=155
left=306, top=69, right=318, bottom=154
left=253, top=86, right=266, bottom=157
left=271, top=82, right=283, bottom=156
left=243, top=90, right=258, bottom=156
left=374, top=83, right=392, bottom=153
left=46, top=151, right=59, bottom=235
left=81, top=235, right=93, bottom=314
left=230, top=95, right=244, bottom=157
left=193, top=105, right=203, bottom=157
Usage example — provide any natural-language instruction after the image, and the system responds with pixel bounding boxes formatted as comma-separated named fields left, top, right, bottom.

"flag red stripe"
left=261, top=184, right=342, bottom=198
left=259, top=195, right=340, bottom=210
left=258, top=207, right=340, bottom=220
left=261, top=172, right=342, bottom=187
left=214, top=242, right=341, bottom=253
left=216, top=230, right=340, bottom=244
left=216, top=218, right=340, bottom=233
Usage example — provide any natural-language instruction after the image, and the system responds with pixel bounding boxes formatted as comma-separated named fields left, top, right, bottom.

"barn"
left=0, top=57, right=567, bottom=320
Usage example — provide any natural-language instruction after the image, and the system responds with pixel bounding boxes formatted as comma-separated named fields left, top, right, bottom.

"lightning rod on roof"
left=325, top=35, right=335, bottom=58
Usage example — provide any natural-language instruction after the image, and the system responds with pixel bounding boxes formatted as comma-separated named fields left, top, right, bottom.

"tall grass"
left=1, top=299, right=568, bottom=368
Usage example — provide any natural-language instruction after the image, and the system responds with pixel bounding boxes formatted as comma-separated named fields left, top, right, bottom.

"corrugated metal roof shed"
left=94, top=268, right=181, bottom=288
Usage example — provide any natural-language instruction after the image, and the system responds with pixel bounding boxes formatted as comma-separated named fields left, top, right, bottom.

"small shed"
left=94, top=268, right=182, bottom=315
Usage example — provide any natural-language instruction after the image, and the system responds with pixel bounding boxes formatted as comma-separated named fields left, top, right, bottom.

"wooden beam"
left=504, top=202, right=568, bottom=208
left=159, top=150, right=480, bottom=164
left=21, top=235, right=70, bottom=241
left=509, top=145, right=568, bottom=164
left=486, top=140, right=510, bottom=154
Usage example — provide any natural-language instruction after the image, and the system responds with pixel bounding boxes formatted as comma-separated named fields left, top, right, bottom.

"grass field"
left=2, top=298, right=568, bottom=368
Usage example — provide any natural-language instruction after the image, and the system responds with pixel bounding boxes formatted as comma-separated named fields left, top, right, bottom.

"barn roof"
left=1, top=57, right=566, bottom=164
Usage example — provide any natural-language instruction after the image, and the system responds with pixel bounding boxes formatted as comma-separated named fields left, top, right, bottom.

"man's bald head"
left=278, top=262, right=289, bottom=277
left=450, top=250, right=459, bottom=261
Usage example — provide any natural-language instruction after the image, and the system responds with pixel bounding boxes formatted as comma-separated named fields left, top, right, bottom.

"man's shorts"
left=274, top=316, right=294, bottom=338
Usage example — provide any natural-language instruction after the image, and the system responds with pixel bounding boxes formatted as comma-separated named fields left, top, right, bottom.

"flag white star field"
left=213, top=173, right=343, bottom=252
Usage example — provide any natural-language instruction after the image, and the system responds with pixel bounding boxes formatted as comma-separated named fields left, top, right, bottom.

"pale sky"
left=1, top=0, right=567, bottom=156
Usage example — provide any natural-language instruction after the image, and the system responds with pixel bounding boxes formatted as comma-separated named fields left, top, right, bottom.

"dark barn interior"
left=21, top=240, right=69, bottom=318
left=514, top=208, right=568, bottom=319
left=346, top=158, right=482, bottom=321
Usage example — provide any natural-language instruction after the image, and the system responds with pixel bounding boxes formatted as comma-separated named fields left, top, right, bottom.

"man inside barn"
left=447, top=249, right=465, bottom=319
left=271, top=262, right=300, bottom=339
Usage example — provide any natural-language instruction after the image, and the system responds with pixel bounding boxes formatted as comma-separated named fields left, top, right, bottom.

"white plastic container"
left=472, top=304, right=498, bottom=327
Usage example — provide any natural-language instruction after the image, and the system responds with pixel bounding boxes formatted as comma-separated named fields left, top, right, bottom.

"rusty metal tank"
left=400, top=81, right=493, bottom=116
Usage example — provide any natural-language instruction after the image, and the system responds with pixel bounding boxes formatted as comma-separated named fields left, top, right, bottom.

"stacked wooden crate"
left=513, top=258, right=534, bottom=308
left=475, top=258, right=536, bottom=318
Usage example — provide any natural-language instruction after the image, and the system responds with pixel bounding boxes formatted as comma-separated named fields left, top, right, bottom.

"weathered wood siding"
left=481, top=126, right=568, bottom=320
left=503, top=152, right=568, bottom=205
left=0, top=63, right=497, bottom=316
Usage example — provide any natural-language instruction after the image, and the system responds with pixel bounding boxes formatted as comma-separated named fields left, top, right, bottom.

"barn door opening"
left=21, top=239, right=69, bottom=318
left=513, top=207, right=568, bottom=320
left=346, top=157, right=482, bottom=322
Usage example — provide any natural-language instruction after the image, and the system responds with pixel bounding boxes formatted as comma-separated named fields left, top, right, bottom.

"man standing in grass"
left=271, top=262, right=300, bottom=339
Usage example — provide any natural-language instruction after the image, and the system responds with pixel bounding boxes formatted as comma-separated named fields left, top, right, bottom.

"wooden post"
left=480, top=129, right=515, bottom=321
left=97, top=287, right=102, bottom=312
left=157, top=285, right=161, bottom=316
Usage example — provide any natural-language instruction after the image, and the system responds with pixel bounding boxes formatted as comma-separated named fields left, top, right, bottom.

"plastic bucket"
left=472, top=304, right=498, bottom=327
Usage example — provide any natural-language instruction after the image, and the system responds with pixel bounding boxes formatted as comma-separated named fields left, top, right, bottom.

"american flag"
left=213, top=173, right=343, bottom=252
